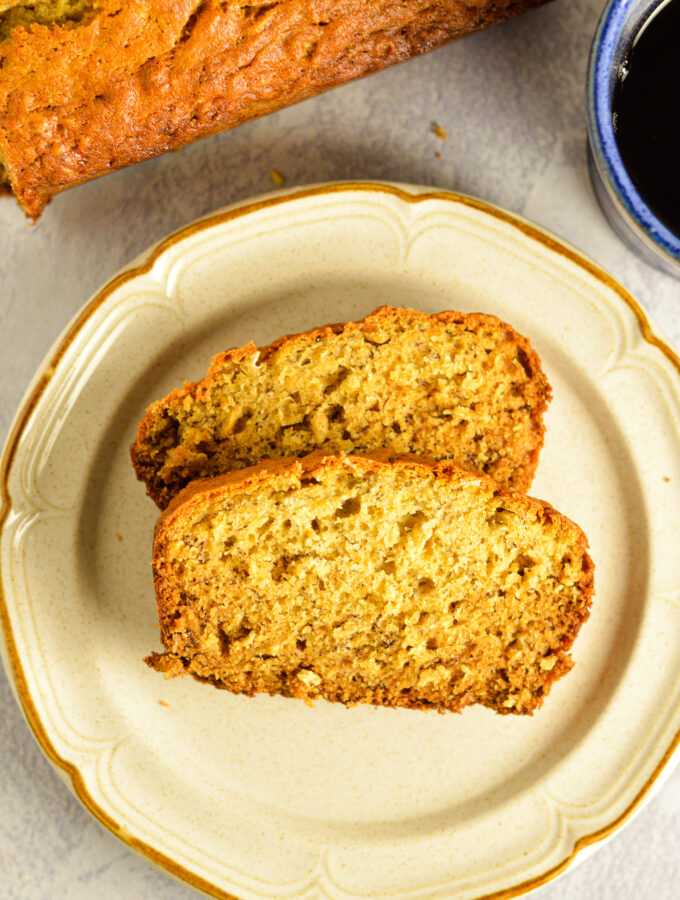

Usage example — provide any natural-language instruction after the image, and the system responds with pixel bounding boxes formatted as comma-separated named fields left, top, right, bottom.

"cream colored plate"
left=2, top=183, right=680, bottom=900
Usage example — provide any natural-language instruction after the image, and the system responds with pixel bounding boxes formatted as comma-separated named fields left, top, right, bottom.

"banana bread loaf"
left=0, top=0, right=551, bottom=218
left=131, top=306, right=552, bottom=508
left=147, top=450, right=594, bottom=714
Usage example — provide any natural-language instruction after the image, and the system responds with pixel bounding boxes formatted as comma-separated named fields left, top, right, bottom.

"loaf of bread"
left=147, top=450, right=594, bottom=714
left=0, top=0, right=550, bottom=218
left=131, top=306, right=552, bottom=508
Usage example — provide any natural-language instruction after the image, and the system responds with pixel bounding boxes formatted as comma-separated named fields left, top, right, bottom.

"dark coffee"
left=612, top=0, right=680, bottom=236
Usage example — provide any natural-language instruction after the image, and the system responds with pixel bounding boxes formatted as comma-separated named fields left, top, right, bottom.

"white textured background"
left=1, top=1, right=679, bottom=898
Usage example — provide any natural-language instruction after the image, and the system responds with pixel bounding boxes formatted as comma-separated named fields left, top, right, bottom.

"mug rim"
left=586, top=0, right=680, bottom=265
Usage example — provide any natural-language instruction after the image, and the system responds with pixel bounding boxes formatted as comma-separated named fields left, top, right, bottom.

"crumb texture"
left=131, top=306, right=551, bottom=508
left=0, top=0, right=550, bottom=216
left=0, top=0, right=97, bottom=39
left=148, top=452, right=594, bottom=715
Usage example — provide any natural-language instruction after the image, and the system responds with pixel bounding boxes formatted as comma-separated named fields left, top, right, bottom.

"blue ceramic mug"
left=587, top=0, right=680, bottom=277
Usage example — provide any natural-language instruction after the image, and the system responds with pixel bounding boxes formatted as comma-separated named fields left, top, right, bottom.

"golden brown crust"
left=148, top=450, right=594, bottom=715
left=131, top=305, right=552, bottom=508
left=0, top=0, right=551, bottom=218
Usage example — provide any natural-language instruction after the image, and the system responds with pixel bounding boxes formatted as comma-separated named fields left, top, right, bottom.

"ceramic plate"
left=2, top=183, right=680, bottom=900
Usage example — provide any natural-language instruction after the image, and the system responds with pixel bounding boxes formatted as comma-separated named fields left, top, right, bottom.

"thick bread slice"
left=147, top=451, right=594, bottom=715
left=131, top=306, right=552, bottom=508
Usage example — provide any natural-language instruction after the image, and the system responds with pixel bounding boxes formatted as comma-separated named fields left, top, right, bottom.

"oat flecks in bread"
left=147, top=451, right=594, bottom=715
left=131, top=306, right=552, bottom=508
left=0, top=0, right=551, bottom=218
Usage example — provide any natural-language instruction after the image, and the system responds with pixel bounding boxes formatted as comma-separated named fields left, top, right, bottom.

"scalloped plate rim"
left=1, top=181, right=680, bottom=900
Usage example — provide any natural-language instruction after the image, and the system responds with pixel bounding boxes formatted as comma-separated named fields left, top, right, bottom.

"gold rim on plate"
left=1, top=181, right=679, bottom=900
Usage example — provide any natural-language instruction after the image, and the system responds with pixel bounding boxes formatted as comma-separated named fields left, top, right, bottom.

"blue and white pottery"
left=587, top=0, right=680, bottom=277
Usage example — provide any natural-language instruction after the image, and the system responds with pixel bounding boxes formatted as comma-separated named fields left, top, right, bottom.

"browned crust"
left=130, top=305, right=552, bottom=508
left=0, top=0, right=551, bottom=218
left=146, top=649, right=575, bottom=715
left=149, top=450, right=594, bottom=714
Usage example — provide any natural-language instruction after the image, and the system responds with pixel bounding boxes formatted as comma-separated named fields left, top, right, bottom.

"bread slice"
left=131, top=306, right=551, bottom=508
left=147, top=451, right=594, bottom=715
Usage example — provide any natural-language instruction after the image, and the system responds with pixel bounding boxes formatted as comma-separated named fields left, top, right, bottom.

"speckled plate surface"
left=2, top=182, right=680, bottom=900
